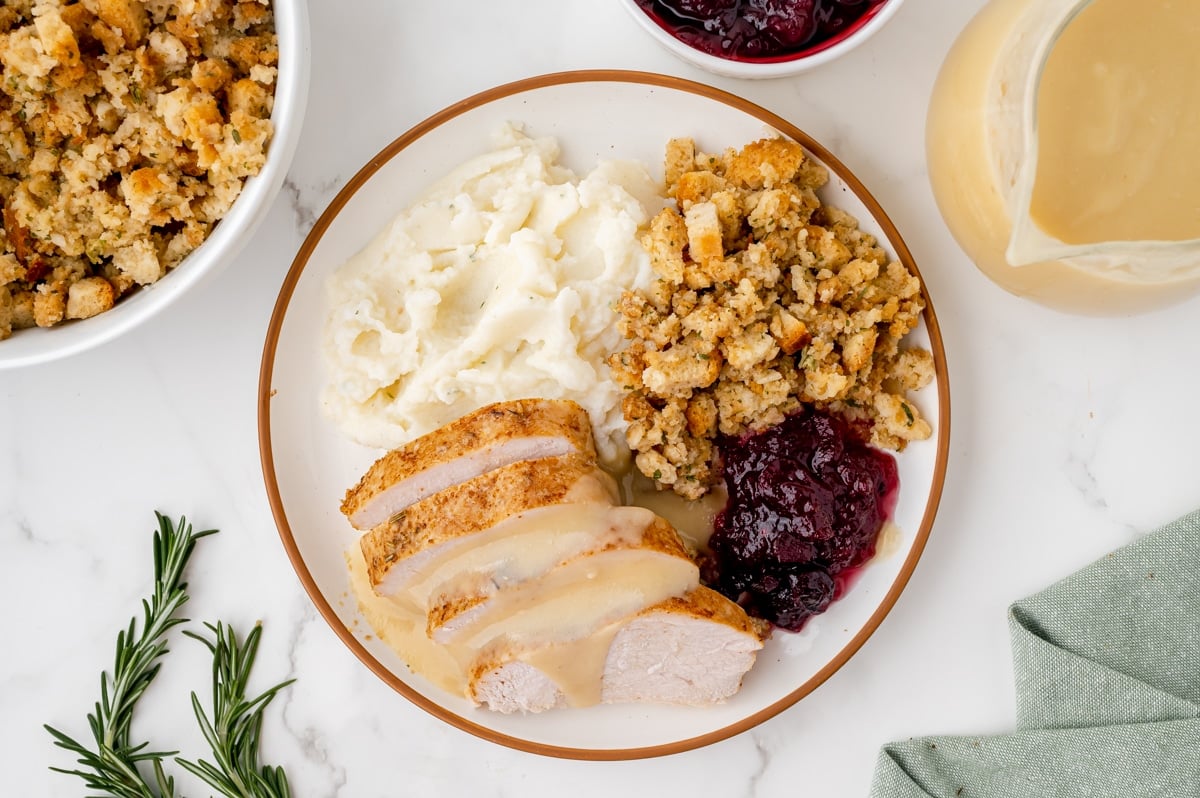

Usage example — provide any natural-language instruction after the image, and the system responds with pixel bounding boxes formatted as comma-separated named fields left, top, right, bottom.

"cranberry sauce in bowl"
left=633, top=0, right=889, bottom=62
left=704, top=407, right=899, bottom=631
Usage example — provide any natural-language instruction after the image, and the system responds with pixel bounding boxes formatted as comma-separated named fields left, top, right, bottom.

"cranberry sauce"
left=704, top=407, right=898, bottom=631
left=634, top=0, right=887, bottom=62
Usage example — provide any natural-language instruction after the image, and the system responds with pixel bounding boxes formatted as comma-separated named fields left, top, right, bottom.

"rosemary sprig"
left=45, top=513, right=215, bottom=798
left=177, top=623, right=295, bottom=798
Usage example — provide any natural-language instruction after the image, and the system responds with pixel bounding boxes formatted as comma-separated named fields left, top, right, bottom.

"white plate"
left=259, top=71, right=949, bottom=760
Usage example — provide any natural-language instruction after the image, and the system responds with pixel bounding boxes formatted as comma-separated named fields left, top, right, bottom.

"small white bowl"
left=620, top=0, right=905, bottom=79
left=0, top=1, right=310, bottom=370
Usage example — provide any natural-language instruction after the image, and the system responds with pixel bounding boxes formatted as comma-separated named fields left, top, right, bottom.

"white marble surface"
left=4, top=1, right=1199, bottom=795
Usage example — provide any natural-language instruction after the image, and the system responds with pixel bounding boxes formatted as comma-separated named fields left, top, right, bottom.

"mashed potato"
left=322, top=125, right=661, bottom=467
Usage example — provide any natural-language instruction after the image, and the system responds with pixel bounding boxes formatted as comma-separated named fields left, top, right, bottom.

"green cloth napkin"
left=869, top=510, right=1200, bottom=798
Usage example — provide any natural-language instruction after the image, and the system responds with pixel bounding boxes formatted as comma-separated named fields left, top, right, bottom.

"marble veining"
left=4, top=1, right=1200, bottom=796
left=743, top=732, right=772, bottom=798
left=281, top=175, right=342, bottom=236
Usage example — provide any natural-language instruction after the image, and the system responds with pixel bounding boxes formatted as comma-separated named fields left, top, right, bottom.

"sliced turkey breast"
left=341, top=398, right=596, bottom=530
left=407, top=504, right=662, bottom=620
left=426, top=514, right=698, bottom=645
left=360, top=453, right=618, bottom=596
left=469, top=586, right=767, bottom=713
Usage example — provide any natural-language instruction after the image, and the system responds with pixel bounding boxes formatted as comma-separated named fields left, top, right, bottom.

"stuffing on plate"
left=0, top=0, right=277, bottom=339
left=609, top=136, right=935, bottom=499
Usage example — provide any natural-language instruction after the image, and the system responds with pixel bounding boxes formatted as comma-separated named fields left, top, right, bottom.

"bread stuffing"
left=610, top=136, right=935, bottom=499
left=0, top=0, right=277, bottom=339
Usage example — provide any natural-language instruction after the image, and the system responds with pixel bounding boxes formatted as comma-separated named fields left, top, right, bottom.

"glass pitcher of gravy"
left=927, top=0, right=1200, bottom=314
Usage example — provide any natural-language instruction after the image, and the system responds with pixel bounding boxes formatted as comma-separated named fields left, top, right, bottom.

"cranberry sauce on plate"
left=634, top=0, right=888, bottom=61
left=704, top=407, right=898, bottom=631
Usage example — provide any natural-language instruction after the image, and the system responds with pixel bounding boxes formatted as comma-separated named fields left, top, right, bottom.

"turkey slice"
left=341, top=398, right=596, bottom=530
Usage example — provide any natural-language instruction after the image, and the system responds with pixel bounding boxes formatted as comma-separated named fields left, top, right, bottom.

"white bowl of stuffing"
left=0, top=0, right=309, bottom=368
left=621, top=0, right=905, bottom=79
